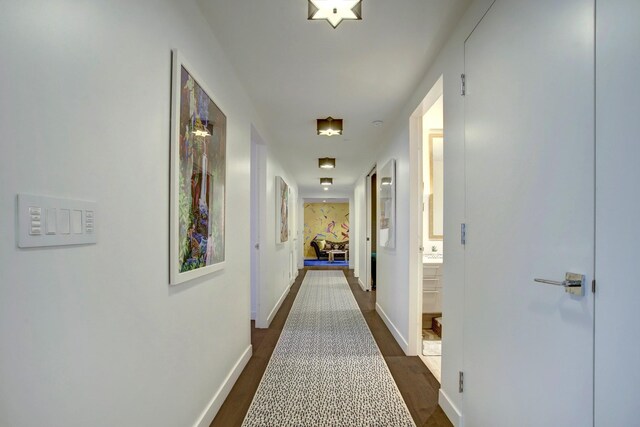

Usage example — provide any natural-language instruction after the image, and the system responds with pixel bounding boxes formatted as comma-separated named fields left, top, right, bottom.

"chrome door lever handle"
left=534, top=278, right=565, bottom=286
left=534, top=273, right=585, bottom=296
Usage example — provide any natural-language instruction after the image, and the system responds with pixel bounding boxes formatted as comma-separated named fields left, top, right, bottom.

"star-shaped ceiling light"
left=308, top=0, right=362, bottom=29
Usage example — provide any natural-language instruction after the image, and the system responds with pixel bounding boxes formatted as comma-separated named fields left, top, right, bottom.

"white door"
left=251, top=130, right=268, bottom=328
left=250, top=134, right=261, bottom=322
left=464, top=1, right=594, bottom=426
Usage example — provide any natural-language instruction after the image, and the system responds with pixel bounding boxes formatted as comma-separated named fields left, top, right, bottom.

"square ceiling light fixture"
left=317, top=117, right=343, bottom=136
left=320, top=177, right=333, bottom=186
left=308, top=0, right=362, bottom=29
left=318, top=157, right=336, bottom=168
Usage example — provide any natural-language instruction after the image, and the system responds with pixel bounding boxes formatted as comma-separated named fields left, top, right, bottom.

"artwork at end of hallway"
left=276, top=176, right=289, bottom=243
left=379, top=159, right=395, bottom=249
left=303, top=202, right=349, bottom=258
left=170, top=50, right=226, bottom=285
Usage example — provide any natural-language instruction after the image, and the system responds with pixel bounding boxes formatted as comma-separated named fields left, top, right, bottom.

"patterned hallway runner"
left=242, top=270, right=416, bottom=427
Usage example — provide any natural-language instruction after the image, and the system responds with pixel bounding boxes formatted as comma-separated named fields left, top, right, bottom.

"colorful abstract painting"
left=170, top=50, right=226, bottom=284
left=303, top=203, right=349, bottom=258
left=277, top=176, right=289, bottom=243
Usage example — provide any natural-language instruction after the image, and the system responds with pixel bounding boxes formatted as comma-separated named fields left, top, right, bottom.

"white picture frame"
left=170, top=49, right=227, bottom=285
left=379, top=159, right=396, bottom=249
left=276, top=176, right=289, bottom=243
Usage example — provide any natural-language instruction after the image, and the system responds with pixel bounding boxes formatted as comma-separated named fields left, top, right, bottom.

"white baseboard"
left=251, top=310, right=256, bottom=320
left=194, top=345, right=252, bottom=427
left=266, top=282, right=291, bottom=327
left=439, top=389, right=463, bottom=427
left=358, top=278, right=367, bottom=292
left=375, top=302, right=409, bottom=354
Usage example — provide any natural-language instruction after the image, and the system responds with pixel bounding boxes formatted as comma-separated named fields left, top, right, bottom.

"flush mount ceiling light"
left=320, top=177, right=333, bottom=186
left=317, top=117, right=343, bottom=136
left=308, top=0, right=362, bottom=29
left=318, top=157, right=336, bottom=168
left=381, top=177, right=393, bottom=186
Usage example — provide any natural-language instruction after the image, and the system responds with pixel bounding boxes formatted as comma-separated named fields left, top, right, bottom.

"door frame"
left=409, top=76, right=444, bottom=356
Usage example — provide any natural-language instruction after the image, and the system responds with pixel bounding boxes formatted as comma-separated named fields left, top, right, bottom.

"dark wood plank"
left=210, top=267, right=452, bottom=427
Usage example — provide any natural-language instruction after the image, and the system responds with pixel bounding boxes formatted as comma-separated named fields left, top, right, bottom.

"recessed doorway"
left=409, top=76, right=444, bottom=382
left=302, top=198, right=350, bottom=268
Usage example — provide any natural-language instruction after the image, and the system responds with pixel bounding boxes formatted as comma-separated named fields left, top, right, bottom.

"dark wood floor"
left=210, top=267, right=452, bottom=427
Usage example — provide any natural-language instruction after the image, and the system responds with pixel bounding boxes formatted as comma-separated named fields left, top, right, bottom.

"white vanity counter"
left=422, top=259, right=443, bottom=313
left=423, top=253, right=443, bottom=264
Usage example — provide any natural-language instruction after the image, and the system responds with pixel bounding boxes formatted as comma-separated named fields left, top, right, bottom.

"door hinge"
left=461, top=73, right=466, bottom=96
left=459, top=371, right=464, bottom=393
left=592, top=279, right=596, bottom=293
left=461, top=223, right=467, bottom=245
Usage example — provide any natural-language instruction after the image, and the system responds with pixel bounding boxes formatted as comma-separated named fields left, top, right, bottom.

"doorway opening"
left=366, top=168, right=377, bottom=291
left=408, top=76, right=444, bottom=381
left=302, top=198, right=350, bottom=268
left=420, top=94, right=444, bottom=382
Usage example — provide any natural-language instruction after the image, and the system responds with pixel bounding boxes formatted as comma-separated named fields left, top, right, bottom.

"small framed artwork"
left=276, top=176, right=289, bottom=243
left=170, top=49, right=226, bottom=285
left=379, top=158, right=396, bottom=249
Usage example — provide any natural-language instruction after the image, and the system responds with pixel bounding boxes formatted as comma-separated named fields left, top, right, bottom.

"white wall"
left=353, top=180, right=366, bottom=280
left=0, top=1, right=294, bottom=426
left=367, top=0, right=494, bottom=424
left=595, top=0, right=640, bottom=424
left=257, top=147, right=298, bottom=328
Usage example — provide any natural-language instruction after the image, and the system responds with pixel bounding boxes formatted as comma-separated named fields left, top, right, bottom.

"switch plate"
left=18, top=194, right=97, bottom=248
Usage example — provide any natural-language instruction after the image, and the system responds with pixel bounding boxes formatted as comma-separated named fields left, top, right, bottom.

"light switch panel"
left=18, top=194, right=97, bottom=248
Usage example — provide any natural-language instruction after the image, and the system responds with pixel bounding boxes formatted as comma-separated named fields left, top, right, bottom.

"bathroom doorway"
left=420, top=95, right=444, bottom=382
left=409, top=77, right=444, bottom=382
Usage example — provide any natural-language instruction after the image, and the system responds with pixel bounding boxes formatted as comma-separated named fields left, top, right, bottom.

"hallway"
left=213, top=268, right=450, bottom=427
left=2, top=2, right=639, bottom=426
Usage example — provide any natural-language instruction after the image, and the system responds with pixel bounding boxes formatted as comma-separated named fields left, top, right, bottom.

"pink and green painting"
left=177, top=65, right=226, bottom=273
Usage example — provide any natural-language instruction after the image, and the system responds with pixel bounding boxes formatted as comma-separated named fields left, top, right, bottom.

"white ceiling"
left=198, top=0, right=470, bottom=197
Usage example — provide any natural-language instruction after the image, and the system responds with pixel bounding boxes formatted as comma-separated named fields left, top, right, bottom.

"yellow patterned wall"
left=303, top=203, right=350, bottom=258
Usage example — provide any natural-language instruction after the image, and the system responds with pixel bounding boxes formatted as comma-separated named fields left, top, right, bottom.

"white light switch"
left=85, top=210, right=94, bottom=234
left=46, top=208, right=57, bottom=235
left=29, top=207, right=42, bottom=235
left=18, top=194, right=97, bottom=248
left=72, top=210, right=82, bottom=234
left=58, top=209, right=70, bottom=235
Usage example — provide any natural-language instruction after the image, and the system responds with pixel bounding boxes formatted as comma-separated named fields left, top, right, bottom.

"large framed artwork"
left=276, top=176, right=289, bottom=243
left=170, top=50, right=226, bottom=285
left=379, top=159, right=396, bottom=249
